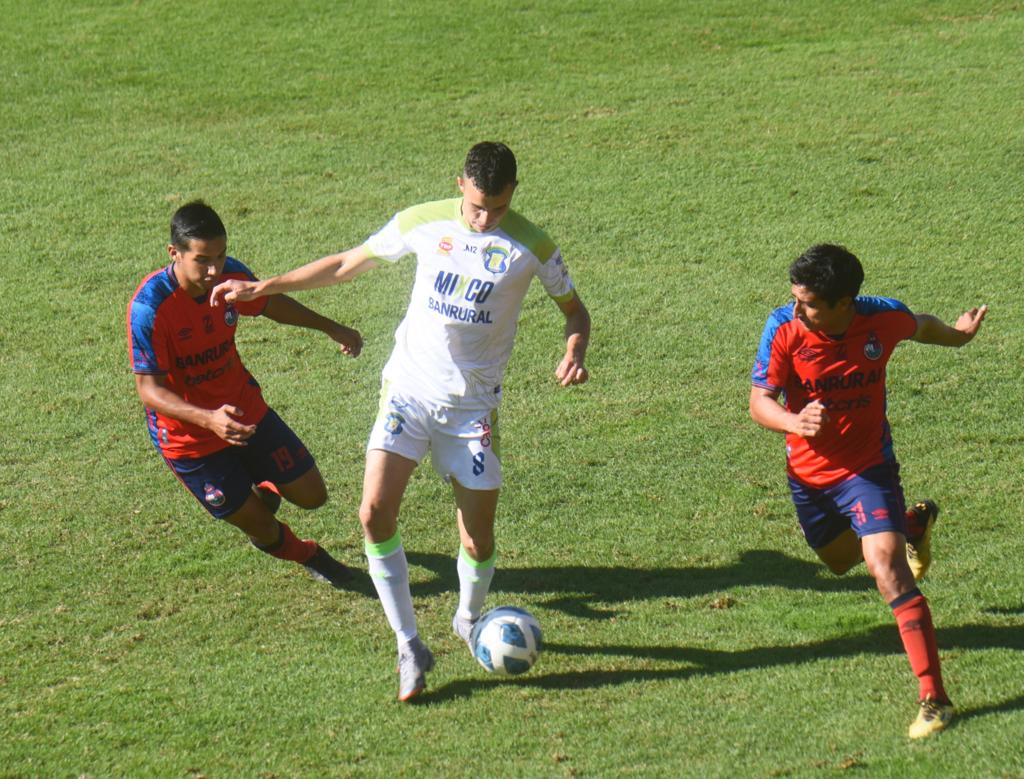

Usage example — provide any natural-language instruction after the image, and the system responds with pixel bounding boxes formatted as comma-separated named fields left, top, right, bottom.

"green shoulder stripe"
left=396, top=198, right=461, bottom=234
left=500, top=210, right=558, bottom=262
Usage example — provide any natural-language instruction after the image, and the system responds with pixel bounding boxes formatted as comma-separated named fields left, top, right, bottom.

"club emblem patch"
left=482, top=245, right=509, bottom=274
left=384, top=412, right=406, bottom=435
left=224, top=306, right=239, bottom=326
left=203, top=483, right=226, bottom=507
left=864, top=332, right=883, bottom=360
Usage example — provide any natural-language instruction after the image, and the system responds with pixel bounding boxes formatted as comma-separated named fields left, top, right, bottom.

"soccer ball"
left=471, top=606, right=543, bottom=676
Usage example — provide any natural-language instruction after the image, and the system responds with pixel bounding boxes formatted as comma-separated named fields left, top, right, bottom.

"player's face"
left=458, top=176, right=515, bottom=233
left=168, top=236, right=228, bottom=295
left=791, top=284, right=854, bottom=336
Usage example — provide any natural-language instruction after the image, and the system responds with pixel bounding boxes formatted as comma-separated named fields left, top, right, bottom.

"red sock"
left=255, top=520, right=318, bottom=564
left=891, top=591, right=948, bottom=703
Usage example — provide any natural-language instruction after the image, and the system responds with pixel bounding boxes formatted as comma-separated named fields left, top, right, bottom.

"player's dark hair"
left=789, top=244, right=864, bottom=306
left=170, top=201, right=227, bottom=250
left=463, top=141, right=517, bottom=195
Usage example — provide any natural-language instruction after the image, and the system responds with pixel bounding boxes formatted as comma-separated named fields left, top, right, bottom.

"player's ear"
left=167, top=243, right=179, bottom=261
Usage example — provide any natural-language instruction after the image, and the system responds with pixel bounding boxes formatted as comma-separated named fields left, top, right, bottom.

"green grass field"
left=2, top=1, right=1023, bottom=776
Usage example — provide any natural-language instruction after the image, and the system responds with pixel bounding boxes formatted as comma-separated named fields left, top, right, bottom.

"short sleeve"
left=752, top=309, right=791, bottom=390
left=128, top=299, right=169, bottom=375
left=535, top=248, right=575, bottom=303
left=362, top=215, right=409, bottom=264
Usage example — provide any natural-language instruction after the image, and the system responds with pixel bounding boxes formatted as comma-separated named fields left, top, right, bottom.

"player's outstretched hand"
left=954, top=304, right=988, bottom=342
left=210, top=279, right=259, bottom=307
left=555, top=354, right=589, bottom=387
left=794, top=400, right=829, bottom=438
left=329, top=324, right=363, bottom=358
left=207, top=404, right=257, bottom=445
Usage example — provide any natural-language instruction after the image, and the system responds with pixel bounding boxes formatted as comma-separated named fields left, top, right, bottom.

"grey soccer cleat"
left=451, top=613, right=477, bottom=651
left=397, top=636, right=435, bottom=701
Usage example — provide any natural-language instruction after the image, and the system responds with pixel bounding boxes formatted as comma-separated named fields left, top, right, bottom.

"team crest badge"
left=203, top=483, right=226, bottom=507
left=384, top=412, right=406, bottom=435
left=863, top=332, right=883, bottom=360
left=224, top=305, right=239, bottom=327
left=482, top=245, right=509, bottom=274
left=438, top=237, right=453, bottom=257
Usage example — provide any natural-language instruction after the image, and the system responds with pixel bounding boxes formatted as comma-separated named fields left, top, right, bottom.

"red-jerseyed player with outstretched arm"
left=750, top=243, right=986, bottom=739
left=127, top=201, right=362, bottom=586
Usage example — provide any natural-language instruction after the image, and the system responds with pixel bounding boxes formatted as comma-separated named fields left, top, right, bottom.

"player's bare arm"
left=749, top=386, right=829, bottom=438
left=210, top=247, right=379, bottom=307
left=134, top=373, right=256, bottom=446
left=554, top=293, right=591, bottom=386
left=262, top=295, right=364, bottom=357
left=911, top=304, right=988, bottom=347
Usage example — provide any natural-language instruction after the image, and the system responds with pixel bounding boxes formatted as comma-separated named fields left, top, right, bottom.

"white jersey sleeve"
left=363, top=215, right=411, bottom=263
left=535, top=248, right=574, bottom=302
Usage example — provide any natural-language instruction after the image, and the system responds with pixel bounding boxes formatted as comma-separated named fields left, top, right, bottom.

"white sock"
left=456, top=545, right=496, bottom=621
left=365, top=533, right=418, bottom=646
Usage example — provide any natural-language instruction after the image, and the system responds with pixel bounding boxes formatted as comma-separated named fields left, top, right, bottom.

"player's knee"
left=359, top=500, right=396, bottom=536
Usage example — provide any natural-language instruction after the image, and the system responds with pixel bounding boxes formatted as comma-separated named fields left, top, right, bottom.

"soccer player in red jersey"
left=750, top=244, right=987, bottom=738
left=127, top=202, right=362, bottom=586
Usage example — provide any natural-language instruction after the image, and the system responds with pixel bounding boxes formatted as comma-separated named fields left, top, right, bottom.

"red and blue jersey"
left=752, top=296, right=917, bottom=488
left=127, top=259, right=269, bottom=459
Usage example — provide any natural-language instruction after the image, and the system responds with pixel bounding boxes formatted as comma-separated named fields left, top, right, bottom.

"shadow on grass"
left=419, top=622, right=1024, bottom=705
left=404, top=548, right=874, bottom=618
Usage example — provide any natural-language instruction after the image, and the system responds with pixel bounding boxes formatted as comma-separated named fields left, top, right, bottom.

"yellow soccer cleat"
left=909, top=696, right=954, bottom=739
left=906, top=500, right=939, bottom=581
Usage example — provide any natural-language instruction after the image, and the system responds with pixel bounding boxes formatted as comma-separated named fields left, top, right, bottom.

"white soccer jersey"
left=363, top=197, right=575, bottom=409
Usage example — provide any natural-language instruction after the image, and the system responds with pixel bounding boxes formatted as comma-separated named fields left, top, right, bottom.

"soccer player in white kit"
left=211, top=142, right=591, bottom=700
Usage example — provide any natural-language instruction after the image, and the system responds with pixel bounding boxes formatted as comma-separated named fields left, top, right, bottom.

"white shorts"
left=366, top=385, right=502, bottom=490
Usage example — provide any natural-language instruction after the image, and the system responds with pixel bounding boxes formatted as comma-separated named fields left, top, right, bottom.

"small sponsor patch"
left=438, top=237, right=453, bottom=256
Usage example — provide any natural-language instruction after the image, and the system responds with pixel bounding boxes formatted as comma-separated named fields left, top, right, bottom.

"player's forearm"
left=563, top=301, right=591, bottom=359
left=136, top=381, right=216, bottom=430
left=912, top=314, right=973, bottom=347
left=263, top=294, right=343, bottom=333
left=252, top=254, right=353, bottom=296
left=749, top=391, right=799, bottom=435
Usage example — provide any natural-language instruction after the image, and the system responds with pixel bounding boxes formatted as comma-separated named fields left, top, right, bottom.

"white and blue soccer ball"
left=471, top=606, right=543, bottom=676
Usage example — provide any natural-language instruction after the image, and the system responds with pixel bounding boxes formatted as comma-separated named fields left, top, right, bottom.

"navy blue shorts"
left=165, top=408, right=316, bottom=519
left=788, top=461, right=908, bottom=549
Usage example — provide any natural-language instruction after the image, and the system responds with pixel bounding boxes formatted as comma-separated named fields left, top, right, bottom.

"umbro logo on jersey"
left=177, top=328, right=193, bottom=341
left=796, top=346, right=826, bottom=363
